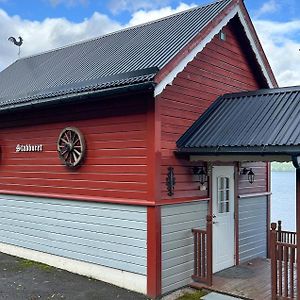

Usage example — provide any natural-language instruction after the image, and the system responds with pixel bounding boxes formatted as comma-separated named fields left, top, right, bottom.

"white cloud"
left=254, top=19, right=300, bottom=87
left=0, top=9, right=121, bottom=71
left=255, top=0, right=279, bottom=17
left=107, top=0, right=171, bottom=15
left=128, top=2, right=195, bottom=27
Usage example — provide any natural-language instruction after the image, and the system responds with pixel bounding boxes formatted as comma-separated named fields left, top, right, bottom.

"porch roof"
left=177, top=86, right=300, bottom=160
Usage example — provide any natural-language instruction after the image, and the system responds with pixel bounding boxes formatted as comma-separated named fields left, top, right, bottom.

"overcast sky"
left=0, top=0, right=300, bottom=87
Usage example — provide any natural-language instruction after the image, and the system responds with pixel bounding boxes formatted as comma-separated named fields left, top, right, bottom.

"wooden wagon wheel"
left=57, top=127, right=86, bottom=168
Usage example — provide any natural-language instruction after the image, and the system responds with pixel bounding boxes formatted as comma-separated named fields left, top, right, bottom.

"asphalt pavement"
left=0, top=252, right=149, bottom=300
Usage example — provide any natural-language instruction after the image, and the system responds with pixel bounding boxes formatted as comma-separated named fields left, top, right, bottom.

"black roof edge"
left=0, top=67, right=159, bottom=103
left=222, top=85, right=300, bottom=99
left=0, top=81, right=156, bottom=115
left=176, top=145, right=300, bottom=156
left=176, top=95, right=224, bottom=147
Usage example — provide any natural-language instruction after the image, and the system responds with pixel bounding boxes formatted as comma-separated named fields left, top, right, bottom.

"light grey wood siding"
left=239, top=196, right=268, bottom=263
left=0, top=195, right=147, bottom=275
left=161, top=201, right=208, bottom=294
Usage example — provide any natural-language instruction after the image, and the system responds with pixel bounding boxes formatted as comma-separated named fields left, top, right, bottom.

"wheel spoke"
left=64, top=133, right=70, bottom=143
left=65, top=151, right=71, bottom=160
left=72, top=152, right=77, bottom=162
left=72, top=133, right=77, bottom=143
left=61, top=138, right=68, bottom=144
left=61, top=149, right=68, bottom=156
left=74, top=149, right=81, bottom=156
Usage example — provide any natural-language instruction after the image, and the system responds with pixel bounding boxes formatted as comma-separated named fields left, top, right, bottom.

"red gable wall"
left=157, top=18, right=267, bottom=202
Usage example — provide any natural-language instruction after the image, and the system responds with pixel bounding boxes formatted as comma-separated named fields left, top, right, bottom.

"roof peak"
left=19, top=0, right=233, bottom=61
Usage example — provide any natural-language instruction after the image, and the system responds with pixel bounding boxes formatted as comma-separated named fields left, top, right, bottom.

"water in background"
left=271, top=171, right=296, bottom=231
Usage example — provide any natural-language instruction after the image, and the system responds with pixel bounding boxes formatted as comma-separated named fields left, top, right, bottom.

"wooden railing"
left=270, top=222, right=297, bottom=300
left=191, top=215, right=212, bottom=286
left=277, top=220, right=297, bottom=245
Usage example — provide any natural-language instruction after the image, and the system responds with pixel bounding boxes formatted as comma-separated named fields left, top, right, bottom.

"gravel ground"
left=0, top=252, right=149, bottom=300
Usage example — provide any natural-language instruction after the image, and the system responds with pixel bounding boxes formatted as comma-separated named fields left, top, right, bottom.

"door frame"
left=209, top=163, right=239, bottom=273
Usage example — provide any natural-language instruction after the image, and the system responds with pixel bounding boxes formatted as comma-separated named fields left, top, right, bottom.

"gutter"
left=0, top=81, right=156, bottom=114
left=176, top=145, right=300, bottom=157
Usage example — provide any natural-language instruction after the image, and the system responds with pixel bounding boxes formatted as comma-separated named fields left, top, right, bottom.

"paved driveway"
left=0, top=253, right=149, bottom=300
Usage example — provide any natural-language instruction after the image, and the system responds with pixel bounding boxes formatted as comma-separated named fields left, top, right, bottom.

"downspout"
left=292, top=155, right=300, bottom=297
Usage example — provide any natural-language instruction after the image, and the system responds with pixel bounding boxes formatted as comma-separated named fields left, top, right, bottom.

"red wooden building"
left=0, top=0, right=280, bottom=298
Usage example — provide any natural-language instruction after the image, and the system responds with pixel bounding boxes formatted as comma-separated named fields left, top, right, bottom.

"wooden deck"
left=192, top=258, right=272, bottom=300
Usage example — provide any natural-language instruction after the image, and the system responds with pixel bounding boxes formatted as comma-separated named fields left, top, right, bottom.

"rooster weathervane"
left=8, top=36, right=23, bottom=57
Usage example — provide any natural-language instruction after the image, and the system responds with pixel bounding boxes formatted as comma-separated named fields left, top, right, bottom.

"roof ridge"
left=19, top=0, right=232, bottom=61
left=222, top=85, right=300, bottom=99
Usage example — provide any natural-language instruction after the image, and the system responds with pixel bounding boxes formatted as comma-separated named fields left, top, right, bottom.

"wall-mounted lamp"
left=192, top=166, right=208, bottom=186
left=240, top=167, right=255, bottom=184
left=166, top=167, right=176, bottom=196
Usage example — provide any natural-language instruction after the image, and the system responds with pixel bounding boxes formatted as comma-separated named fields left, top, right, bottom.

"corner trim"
left=147, top=206, right=162, bottom=297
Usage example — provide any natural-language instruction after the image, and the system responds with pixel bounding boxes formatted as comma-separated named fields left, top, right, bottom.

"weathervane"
left=8, top=36, right=23, bottom=57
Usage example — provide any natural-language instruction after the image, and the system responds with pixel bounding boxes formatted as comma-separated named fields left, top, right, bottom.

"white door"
left=212, top=166, right=235, bottom=273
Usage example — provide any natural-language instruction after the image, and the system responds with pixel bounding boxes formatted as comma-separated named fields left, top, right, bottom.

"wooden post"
left=296, top=168, right=300, bottom=299
left=278, top=220, right=282, bottom=242
left=270, top=222, right=277, bottom=300
left=206, top=215, right=213, bottom=286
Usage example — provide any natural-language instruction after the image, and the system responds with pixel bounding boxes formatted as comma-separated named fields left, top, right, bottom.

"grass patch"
left=19, top=259, right=53, bottom=271
left=176, top=290, right=207, bottom=300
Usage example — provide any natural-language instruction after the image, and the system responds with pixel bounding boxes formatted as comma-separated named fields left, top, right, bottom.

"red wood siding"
left=157, top=20, right=265, bottom=201
left=0, top=94, right=153, bottom=204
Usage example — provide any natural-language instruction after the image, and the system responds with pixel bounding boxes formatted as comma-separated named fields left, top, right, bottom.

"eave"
left=177, top=145, right=300, bottom=162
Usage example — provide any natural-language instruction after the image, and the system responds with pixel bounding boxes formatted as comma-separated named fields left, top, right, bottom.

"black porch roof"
left=177, top=86, right=300, bottom=156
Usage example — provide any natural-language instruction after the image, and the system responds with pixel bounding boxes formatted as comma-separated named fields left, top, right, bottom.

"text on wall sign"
left=16, top=144, right=43, bottom=152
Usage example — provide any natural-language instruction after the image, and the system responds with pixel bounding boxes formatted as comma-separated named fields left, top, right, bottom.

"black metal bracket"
left=166, top=167, right=176, bottom=196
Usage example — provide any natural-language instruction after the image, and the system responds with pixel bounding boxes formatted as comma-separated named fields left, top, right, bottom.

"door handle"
left=212, top=214, right=218, bottom=224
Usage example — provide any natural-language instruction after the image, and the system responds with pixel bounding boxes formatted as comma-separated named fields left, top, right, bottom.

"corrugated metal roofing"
left=0, top=0, right=232, bottom=110
left=177, top=86, right=300, bottom=154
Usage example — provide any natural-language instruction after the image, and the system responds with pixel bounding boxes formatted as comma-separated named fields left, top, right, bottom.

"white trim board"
left=236, top=6, right=274, bottom=88
left=0, top=242, right=147, bottom=295
left=154, top=5, right=274, bottom=97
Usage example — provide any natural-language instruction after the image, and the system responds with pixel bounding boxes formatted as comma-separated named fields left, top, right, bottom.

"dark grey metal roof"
left=177, top=86, right=300, bottom=155
left=0, top=0, right=232, bottom=111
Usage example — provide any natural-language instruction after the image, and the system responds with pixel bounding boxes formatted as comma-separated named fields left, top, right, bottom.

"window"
left=217, top=177, right=230, bottom=213
left=219, top=30, right=226, bottom=41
